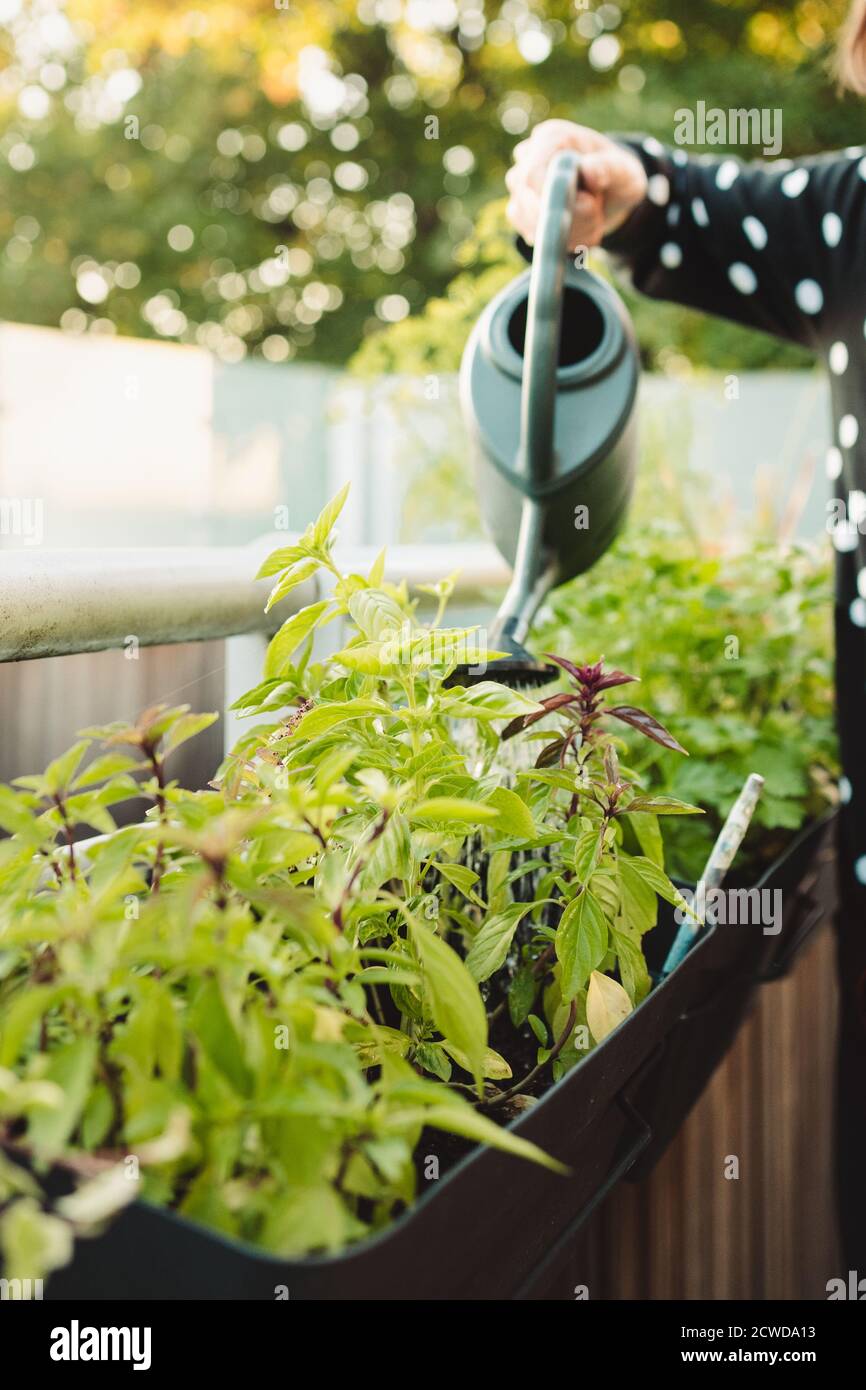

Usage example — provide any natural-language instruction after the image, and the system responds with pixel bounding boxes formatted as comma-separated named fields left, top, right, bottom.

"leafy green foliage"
left=535, top=519, right=837, bottom=883
left=0, top=488, right=699, bottom=1280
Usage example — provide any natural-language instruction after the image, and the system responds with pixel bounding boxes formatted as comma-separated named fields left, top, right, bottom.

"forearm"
left=597, top=134, right=861, bottom=350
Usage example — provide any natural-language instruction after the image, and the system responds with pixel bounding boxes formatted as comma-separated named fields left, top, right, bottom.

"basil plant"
left=0, top=487, right=700, bottom=1283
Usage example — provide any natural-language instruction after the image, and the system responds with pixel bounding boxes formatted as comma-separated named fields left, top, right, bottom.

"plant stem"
left=403, top=673, right=422, bottom=760
left=52, top=795, right=77, bottom=882
left=481, top=998, right=577, bottom=1111
left=302, top=814, right=328, bottom=851
left=369, top=983, right=387, bottom=1026
left=145, top=745, right=168, bottom=894
left=202, top=853, right=229, bottom=909
left=333, top=808, right=390, bottom=932
left=98, top=1023, right=125, bottom=1146
left=487, top=998, right=507, bottom=1023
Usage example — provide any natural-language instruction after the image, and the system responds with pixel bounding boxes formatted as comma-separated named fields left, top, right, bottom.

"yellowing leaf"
left=56, top=1165, right=137, bottom=1226
left=256, top=542, right=308, bottom=581
left=586, top=970, right=633, bottom=1043
left=43, top=740, right=91, bottom=795
left=443, top=682, right=543, bottom=721
left=368, top=547, right=386, bottom=586
left=351, top=1026, right=410, bottom=1067
left=162, top=711, right=219, bottom=755
left=330, top=642, right=397, bottom=675
left=442, top=1042, right=512, bottom=1080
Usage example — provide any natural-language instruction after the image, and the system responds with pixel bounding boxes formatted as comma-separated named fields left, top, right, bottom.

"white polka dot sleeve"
left=602, top=135, right=866, bottom=350
left=582, top=135, right=866, bottom=1262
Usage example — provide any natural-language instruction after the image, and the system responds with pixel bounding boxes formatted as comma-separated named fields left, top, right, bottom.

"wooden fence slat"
left=563, top=919, right=840, bottom=1299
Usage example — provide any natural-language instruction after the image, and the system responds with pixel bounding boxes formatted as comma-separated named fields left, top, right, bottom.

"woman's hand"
left=505, top=120, right=648, bottom=249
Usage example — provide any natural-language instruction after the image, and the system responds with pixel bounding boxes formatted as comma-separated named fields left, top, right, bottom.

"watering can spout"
left=495, top=497, right=559, bottom=644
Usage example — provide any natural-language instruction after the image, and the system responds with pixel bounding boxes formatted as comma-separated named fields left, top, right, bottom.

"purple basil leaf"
left=535, top=738, right=566, bottom=768
left=542, top=654, right=586, bottom=685
left=595, top=668, right=639, bottom=692
left=501, top=712, right=533, bottom=740
left=501, top=691, right=578, bottom=741
left=540, top=691, right=582, bottom=715
left=605, top=705, right=688, bottom=755
left=603, top=743, right=619, bottom=784
left=624, top=794, right=703, bottom=815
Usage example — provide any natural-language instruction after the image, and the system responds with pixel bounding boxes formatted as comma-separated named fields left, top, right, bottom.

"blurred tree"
left=0, top=0, right=858, bottom=368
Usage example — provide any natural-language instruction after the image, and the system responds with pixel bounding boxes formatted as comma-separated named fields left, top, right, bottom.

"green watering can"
left=457, top=149, right=640, bottom=685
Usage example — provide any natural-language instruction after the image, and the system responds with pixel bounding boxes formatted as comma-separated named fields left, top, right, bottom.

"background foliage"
left=0, top=0, right=860, bottom=369
left=537, top=533, right=837, bottom=880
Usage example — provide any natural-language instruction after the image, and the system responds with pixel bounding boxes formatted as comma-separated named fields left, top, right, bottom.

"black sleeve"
left=598, top=135, right=866, bottom=352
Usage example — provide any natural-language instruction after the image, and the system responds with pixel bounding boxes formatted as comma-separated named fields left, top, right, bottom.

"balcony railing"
left=0, top=539, right=508, bottom=663
left=0, top=537, right=510, bottom=751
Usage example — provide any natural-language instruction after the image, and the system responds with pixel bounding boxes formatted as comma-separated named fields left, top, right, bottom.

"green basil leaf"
left=407, top=919, right=488, bottom=1090
left=488, top=786, right=537, bottom=841
left=28, top=1037, right=98, bottom=1158
left=265, top=601, right=332, bottom=678
left=464, top=902, right=532, bottom=982
left=556, top=890, right=608, bottom=1002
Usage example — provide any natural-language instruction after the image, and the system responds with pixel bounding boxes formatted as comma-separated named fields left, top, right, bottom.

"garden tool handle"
left=660, top=773, right=765, bottom=978
left=517, top=147, right=581, bottom=492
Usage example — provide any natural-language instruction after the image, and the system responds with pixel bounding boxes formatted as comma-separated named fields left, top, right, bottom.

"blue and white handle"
left=660, top=773, right=765, bottom=978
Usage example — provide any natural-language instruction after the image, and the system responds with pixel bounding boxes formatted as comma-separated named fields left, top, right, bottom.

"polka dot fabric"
left=599, top=134, right=866, bottom=1263
left=603, top=137, right=866, bottom=354
left=601, top=134, right=866, bottom=867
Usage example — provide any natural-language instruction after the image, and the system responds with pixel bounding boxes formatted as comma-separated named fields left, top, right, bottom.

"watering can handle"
left=517, top=148, right=582, bottom=491
left=491, top=150, right=580, bottom=644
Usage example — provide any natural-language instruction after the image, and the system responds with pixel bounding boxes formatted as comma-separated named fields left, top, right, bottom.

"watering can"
left=458, top=149, right=640, bottom=679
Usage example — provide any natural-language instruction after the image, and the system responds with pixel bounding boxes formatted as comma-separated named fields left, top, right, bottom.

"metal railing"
left=0, top=536, right=510, bottom=750
left=0, top=538, right=509, bottom=664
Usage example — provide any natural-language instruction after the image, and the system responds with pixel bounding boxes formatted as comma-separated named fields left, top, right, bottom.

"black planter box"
left=46, top=814, right=837, bottom=1302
